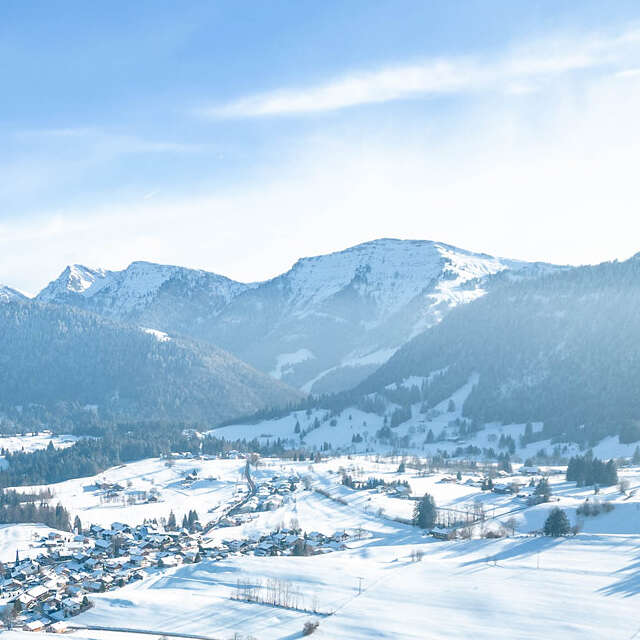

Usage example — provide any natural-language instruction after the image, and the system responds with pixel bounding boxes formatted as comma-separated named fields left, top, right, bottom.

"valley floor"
left=2, top=453, right=640, bottom=639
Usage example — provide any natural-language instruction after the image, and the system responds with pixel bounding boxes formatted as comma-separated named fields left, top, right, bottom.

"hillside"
left=0, top=301, right=300, bottom=429
left=212, top=255, right=640, bottom=454
left=36, top=239, right=559, bottom=393
left=359, top=254, right=640, bottom=444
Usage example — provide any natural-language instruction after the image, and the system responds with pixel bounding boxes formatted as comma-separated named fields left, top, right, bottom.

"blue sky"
left=2, top=1, right=640, bottom=293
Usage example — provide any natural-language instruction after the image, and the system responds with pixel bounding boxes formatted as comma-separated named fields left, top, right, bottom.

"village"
left=0, top=463, right=356, bottom=634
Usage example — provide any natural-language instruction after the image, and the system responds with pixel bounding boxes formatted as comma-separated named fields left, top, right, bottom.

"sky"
left=2, top=0, right=640, bottom=295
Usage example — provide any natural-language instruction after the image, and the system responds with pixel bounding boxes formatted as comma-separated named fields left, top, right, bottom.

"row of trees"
left=342, top=474, right=409, bottom=491
left=166, top=509, right=201, bottom=532
left=414, top=498, right=575, bottom=539
left=0, top=489, right=71, bottom=530
left=0, top=423, right=294, bottom=489
left=566, top=453, right=618, bottom=487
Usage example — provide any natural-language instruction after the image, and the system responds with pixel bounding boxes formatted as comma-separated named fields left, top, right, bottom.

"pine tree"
left=413, top=493, right=437, bottom=529
left=534, top=478, right=551, bottom=502
left=604, top=459, right=618, bottom=486
left=167, top=510, right=176, bottom=530
left=74, top=515, right=82, bottom=534
left=498, top=452, right=512, bottom=473
left=543, top=507, right=570, bottom=536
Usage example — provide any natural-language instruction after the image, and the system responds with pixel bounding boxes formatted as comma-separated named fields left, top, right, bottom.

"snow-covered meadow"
left=10, top=456, right=247, bottom=529
left=1, top=447, right=640, bottom=639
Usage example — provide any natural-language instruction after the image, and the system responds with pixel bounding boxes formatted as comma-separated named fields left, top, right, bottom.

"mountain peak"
left=38, top=264, right=109, bottom=302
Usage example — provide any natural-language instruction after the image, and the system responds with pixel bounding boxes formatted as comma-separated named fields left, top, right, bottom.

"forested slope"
left=0, top=301, right=300, bottom=429
left=360, top=256, right=640, bottom=444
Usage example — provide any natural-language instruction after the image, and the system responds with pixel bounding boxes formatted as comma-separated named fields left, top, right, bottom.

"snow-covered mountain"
left=35, top=239, right=561, bottom=393
left=216, top=254, right=640, bottom=453
left=37, top=261, right=249, bottom=317
left=0, top=285, right=27, bottom=303
left=206, top=239, right=559, bottom=392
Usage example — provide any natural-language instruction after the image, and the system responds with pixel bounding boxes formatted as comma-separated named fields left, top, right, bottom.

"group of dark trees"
left=0, top=423, right=292, bottom=489
left=390, top=406, right=412, bottom=428
left=497, top=452, right=512, bottom=473
left=543, top=507, right=571, bottom=537
left=342, top=474, right=409, bottom=491
left=498, top=434, right=516, bottom=454
left=0, top=429, right=172, bottom=488
left=0, top=488, right=71, bottom=530
left=166, top=509, right=200, bottom=532
left=566, top=453, right=618, bottom=487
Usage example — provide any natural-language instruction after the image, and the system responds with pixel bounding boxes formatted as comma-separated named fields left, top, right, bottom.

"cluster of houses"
left=379, top=483, right=411, bottom=499
left=435, top=468, right=546, bottom=497
left=0, top=514, right=354, bottom=633
left=0, top=521, right=202, bottom=632
left=92, top=480, right=160, bottom=506
left=0, top=469, right=352, bottom=632
left=225, top=528, right=352, bottom=558
left=237, top=473, right=300, bottom=514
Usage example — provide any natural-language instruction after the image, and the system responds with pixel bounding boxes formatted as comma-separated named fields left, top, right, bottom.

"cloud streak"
left=200, top=28, right=640, bottom=117
left=14, top=127, right=203, bottom=154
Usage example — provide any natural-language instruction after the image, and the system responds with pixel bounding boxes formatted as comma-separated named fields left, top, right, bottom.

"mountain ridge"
left=213, top=253, right=640, bottom=453
left=29, top=238, right=563, bottom=393
left=0, top=285, right=28, bottom=303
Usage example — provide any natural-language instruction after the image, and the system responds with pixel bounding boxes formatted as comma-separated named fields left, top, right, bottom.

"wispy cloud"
left=200, top=28, right=640, bottom=118
left=15, top=127, right=202, bottom=154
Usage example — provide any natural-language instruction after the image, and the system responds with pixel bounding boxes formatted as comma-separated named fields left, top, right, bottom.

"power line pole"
left=356, top=576, right=364, bottom=595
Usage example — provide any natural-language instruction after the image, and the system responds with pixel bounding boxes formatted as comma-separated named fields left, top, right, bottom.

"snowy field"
left=5, top=532, right=640, bottom=640
left=74, top=533, right=640, bottom=640
left=3, top=450, right=640, bottom=639
left=11, top=456, right=247, bottom=528
left=0, top=523, right=71, bottom=563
